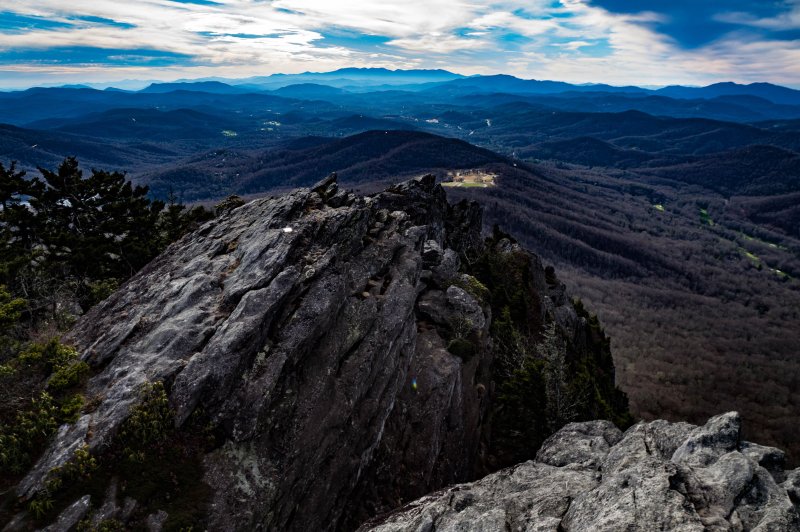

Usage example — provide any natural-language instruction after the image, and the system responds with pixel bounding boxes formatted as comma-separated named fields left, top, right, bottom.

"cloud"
left=271, top=0, right=481, bottom=37
left=470, top=11, right=559, bottom=37
left=558, top=40, right=594, bottom=50
left=0, top=0, right=797, bottom=88
left=715, top=3, right=800, bottom=31
left=388, top=35, right=488, bottom=53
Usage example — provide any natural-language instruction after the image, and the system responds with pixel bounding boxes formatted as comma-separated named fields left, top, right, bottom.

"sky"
left=0, top=0, right=799, bottom=89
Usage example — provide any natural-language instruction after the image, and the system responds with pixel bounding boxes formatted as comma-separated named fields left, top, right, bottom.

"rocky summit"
left=360, top=412, right=800, bottom=531
left=5, top=175, right=629, bottom=530
left=3, top=175, right=799, bottom=532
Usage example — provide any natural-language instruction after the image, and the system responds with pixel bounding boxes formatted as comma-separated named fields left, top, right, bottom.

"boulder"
left=361, top=413, right=800, bottom=531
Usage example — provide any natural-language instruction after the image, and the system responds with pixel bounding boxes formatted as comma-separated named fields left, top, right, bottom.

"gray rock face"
left=536, top=420, right=623, bottom=470
left=8, top=175, right=627, bottom=532
left=38, top=495, right=91, bottom=532
left=361, top=413, right=800, bottom=531
left=10, top=176, right=499, bottom=531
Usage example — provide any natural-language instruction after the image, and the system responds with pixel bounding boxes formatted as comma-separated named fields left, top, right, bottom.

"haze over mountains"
left=3, top=68, right=800, bottom=187
left=2, top=67, right=800, bottom=466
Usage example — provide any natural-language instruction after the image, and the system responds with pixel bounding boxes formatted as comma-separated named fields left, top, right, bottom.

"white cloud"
left=271, top=0, right=481, bottom=37
left=388, top=34, right=488, bottom=53
left=0, top=0, right=798, bottom=87
left=558, top=40, right=593, bottom=50
left=715, top=2, right=800, bottom=31
left=470, top=11, right=558, bottom=37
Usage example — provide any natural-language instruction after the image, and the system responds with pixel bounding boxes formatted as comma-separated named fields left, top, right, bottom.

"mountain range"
left=3, top=66, right=800, bottom=529
left=2, top=67, right=800, bottom=469
left=4, top=68, right=800, bottom=124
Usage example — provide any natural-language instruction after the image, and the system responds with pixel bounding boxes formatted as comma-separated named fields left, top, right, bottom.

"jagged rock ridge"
left=5, top=175, right=627, bottom=531
left=360, top=412, right=800, bottom=531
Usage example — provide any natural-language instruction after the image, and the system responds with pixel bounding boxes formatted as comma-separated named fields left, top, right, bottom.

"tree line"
left=0, top=157, right=213, bottom=323
left=0, top=157, right=216, bottom=483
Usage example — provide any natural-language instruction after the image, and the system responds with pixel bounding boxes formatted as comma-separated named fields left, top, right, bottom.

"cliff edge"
left=3, top=175, right=628, bottom=531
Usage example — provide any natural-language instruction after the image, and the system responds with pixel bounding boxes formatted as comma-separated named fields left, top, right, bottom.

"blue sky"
left=0, top=0, right=798, bottom=89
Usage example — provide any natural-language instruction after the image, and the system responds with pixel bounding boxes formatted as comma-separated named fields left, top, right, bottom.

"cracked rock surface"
left=360, top=412, right=800, bottom=531
left=10, top=176, right=498, bottom=531
left=7, top=174, right=627, bottom=531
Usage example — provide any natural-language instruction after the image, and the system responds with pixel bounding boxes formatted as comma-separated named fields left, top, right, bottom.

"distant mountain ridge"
left=230, top=67, right=466, bottom=91
left=656, top=82, right=800, bottom=106
left=140, top=81, right=252, bottom=94
left=272, top=83, right=347, bottom=99
left=3, top=70, right=799, bottom=129
left=22, top=69, right=798, bottom=107
left=140, top=129, right=508, bottom=199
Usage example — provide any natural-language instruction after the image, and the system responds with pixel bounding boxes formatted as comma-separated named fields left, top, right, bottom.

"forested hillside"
left=2, top=73, right=799, bottom=469
left=446, top=161, right=800, bottom=464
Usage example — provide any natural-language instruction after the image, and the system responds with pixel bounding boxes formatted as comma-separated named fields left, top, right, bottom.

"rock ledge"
left=360, top=412, right=800, bottom=531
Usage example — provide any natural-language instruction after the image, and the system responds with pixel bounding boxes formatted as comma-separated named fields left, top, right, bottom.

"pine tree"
left=28, top=158, right=165, bottom=308
left=537, top=321, right=577, bottom=431
left=0, top=161, right=37, bottom=289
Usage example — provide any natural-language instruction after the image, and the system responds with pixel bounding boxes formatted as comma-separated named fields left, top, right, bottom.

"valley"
left=447, top=161, right=800, bottom=463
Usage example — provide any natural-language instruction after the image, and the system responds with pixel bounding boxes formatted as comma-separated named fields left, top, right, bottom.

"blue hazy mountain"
left=140, top=81, right=254, bottom=94
left=656, top=82, right=800, bottom=106
left=424, top=74, right=647, bottom=96
left=5, top=71, right=799, bottom=126
left=272, top=83, right=348, bottom=99
left=230, top=67, right=465, bottom=90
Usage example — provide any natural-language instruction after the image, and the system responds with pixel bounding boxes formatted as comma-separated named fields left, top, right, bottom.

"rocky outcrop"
left=4, top=175, right=627, bottom=531
left=360, top=412, right=800, bottom=531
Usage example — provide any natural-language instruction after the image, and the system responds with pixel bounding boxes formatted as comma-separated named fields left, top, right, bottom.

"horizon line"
left=2, top=68, right=799, bottom=93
